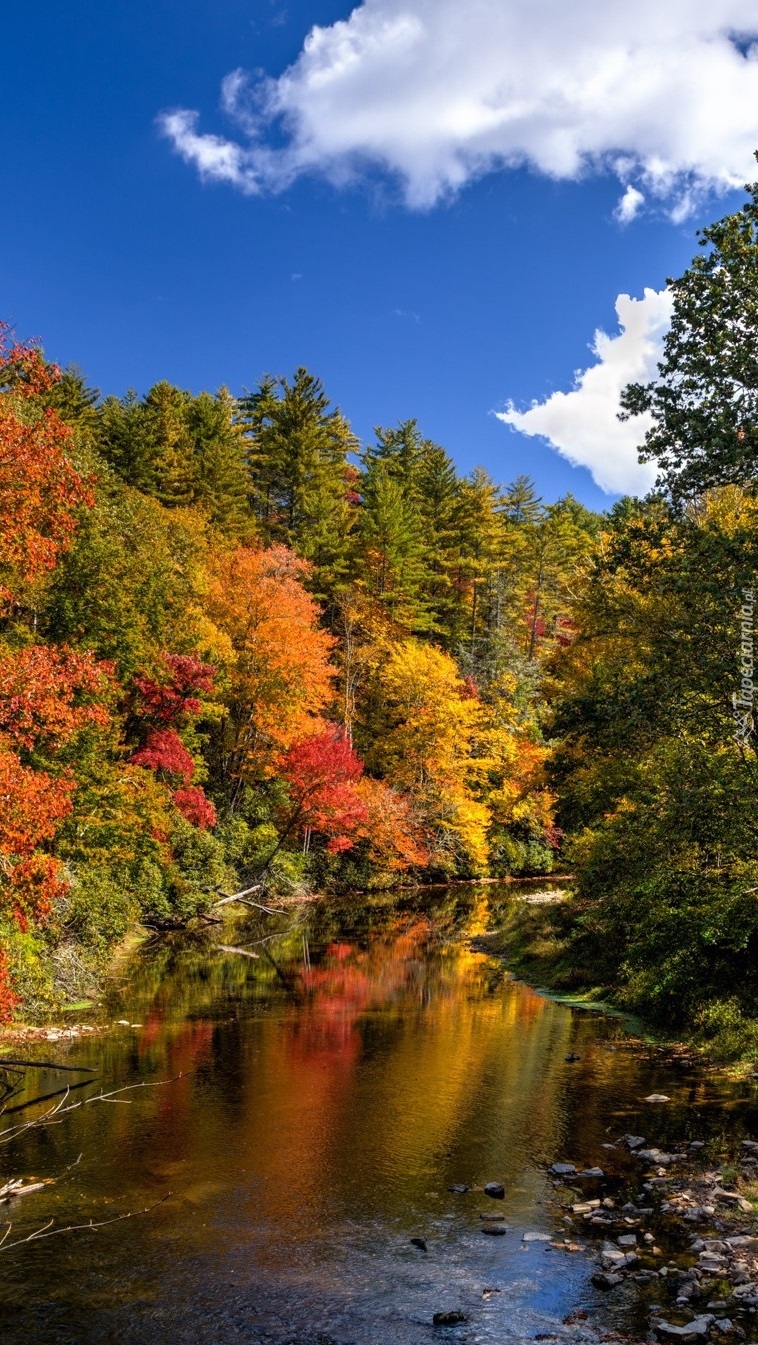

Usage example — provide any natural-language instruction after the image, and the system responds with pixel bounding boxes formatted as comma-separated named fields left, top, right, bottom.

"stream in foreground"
left=1, top=883, right=758, bottom=1345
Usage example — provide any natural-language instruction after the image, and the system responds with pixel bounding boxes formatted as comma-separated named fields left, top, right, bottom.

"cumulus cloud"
left=159, top=0, right=758, bottom=212
left=497, top=288, right=674, bottom=496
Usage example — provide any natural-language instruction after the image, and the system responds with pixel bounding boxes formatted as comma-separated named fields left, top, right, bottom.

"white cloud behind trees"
left=158, top=1, right=758, bottom=497
left=160, top=0, right=758, bottom=216
left=497, top=289, right=674, bottom=496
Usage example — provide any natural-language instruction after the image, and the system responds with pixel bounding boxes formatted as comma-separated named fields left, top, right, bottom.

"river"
left=1, top=883, right=757, bottom=1344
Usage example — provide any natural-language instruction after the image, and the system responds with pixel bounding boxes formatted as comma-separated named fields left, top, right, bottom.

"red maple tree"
left=277, top=726, right=368, bottom=853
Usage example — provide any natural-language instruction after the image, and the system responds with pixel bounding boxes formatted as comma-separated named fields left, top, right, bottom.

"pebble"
left=483, top=1182, right=505, bottom=1199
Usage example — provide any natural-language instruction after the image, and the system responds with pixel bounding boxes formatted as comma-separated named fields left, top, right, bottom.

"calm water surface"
left=2, top=884, right=757, bottom=1344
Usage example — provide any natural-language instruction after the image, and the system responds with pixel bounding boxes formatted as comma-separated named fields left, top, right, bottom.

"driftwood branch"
left=0, top=1074, right=187, bottom=1145
left=215, top=944, right=260, bottom=960
left=212, top=884, right=285, bottom=917
left=0, top=1192, right=171, bottom=1253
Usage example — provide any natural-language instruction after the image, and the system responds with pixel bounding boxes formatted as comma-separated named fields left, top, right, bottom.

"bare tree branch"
left=0, top=1074, right=187, bottom=1145
left=0, top=1193, right=171, bottom=1253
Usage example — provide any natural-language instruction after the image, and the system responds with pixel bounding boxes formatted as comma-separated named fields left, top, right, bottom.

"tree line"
left=0, top=334, right=596, bottom=1018
left=4, top=171, right=758, bottom=1051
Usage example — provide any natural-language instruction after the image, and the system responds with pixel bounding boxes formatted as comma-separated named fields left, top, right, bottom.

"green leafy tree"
left=622, top=171, right=758, bottom=501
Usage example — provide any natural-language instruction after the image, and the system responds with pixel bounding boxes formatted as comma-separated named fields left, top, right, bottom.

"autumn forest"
left=4, top=182, right=758, bottom=1058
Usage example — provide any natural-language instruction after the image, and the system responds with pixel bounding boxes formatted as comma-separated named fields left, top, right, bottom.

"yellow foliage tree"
left=368, top=639, right=490, bottom=872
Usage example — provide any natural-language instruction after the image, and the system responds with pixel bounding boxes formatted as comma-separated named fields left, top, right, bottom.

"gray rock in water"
left=447, top=1184, right=469, bottom=1194
left=652, top=1316, right=715, bottom=1340
left=621, top=1134, right=646, bottom=1150
left=522, top=1231, right=552, bottom=1242
left=549, top=1163, right=576, bottom=1176
left=592, top=1271, right=623, bottom=1290
left=410, top=1237, right=427, bottom=1251
left=579, top=1167, right=605, bottom=1178
left=433, top=1311, right=467, bottom=1326
left=483, top=1181, right=505, bottom=1199
left=482, top=1224, right=507, bottom=1236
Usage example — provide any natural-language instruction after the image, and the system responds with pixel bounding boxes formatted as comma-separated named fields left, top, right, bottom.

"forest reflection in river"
left=2, top=883, right=758, bottom=1345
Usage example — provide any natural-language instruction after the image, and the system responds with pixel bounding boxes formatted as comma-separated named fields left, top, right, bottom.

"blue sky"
left=2, top=1, right=756, bottom=508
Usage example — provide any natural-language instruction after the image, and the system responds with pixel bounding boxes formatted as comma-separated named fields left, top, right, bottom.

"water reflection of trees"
left=8, top=885, right=758, bottom=1277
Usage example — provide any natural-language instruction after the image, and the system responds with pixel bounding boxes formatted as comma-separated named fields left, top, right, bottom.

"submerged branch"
left=0, top=1193, right=171, bottom=1253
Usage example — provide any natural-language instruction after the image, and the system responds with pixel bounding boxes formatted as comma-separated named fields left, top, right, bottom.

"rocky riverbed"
left=543, top=1128, right=758, bottom=1343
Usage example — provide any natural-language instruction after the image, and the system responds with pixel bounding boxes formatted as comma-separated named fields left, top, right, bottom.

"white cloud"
left=159, top=0, right=758, bottom=213
left=497, top=288, right=674, bottom=496
left=615, top=185, right=645, bottom=224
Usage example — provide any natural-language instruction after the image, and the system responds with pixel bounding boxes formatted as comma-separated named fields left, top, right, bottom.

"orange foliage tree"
left=207, top=545, right=336, bottom=787
left=0, top=330, right=110, bottom=1015
left=0, top=645, right=115, bottom=932
left=0, top=325, right=93, bottom=608
left=355, top=777, right=430, bottom=871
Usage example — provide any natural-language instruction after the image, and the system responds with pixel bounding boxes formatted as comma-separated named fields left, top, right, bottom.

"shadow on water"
left=1, top=881, right=758, bottom=1343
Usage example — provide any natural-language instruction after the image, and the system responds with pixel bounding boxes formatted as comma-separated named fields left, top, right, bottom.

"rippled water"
left=1, top=884, right=757, bottom=1344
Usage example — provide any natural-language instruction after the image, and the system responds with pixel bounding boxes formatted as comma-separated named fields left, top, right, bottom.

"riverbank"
left=472, top=888, right=758, bottom=1071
